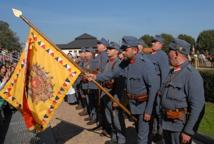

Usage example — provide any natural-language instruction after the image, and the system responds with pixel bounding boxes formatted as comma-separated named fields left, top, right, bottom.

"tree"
left=197, top=30, right=214, bottom=54
left=0, top=20, right=21, bottom=52
left=140, top=34, right=153, bottom=47
left=178, top=34, right=195, bottom=48
left=160, top=33, right=174, bottom=52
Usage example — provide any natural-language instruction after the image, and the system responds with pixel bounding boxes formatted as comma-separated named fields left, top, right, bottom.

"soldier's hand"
left=112, top=102, right=118, bottom=108
left=144, top=113, right=151, bottom=121
left=85, top=73, right=96, bottom=81
left=181, top=133, right=191, bottom=144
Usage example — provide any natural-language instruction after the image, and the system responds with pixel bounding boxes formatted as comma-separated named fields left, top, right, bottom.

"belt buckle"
left=127, top=94, right=134, bottom=99
left=130, top=95, right=135, bottom=99
left=132, top=94, right=138, bottom=100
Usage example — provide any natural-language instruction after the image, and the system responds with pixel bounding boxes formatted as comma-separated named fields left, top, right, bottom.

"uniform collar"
left=173, top=66, right=181, bottom=72
left=151, top=49, right=161, bottom=54
left=130, top=58, right=135, bottom=64
left=152, top=51, right=157, bottom=54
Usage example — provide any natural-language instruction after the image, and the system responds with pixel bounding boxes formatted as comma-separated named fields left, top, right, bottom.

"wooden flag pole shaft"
left=91, top=80, right=136, bottom=121
left=18, top=13, right=137, bottom=122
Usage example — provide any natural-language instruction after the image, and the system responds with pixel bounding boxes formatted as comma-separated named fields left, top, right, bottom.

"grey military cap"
left=97, top=38, right=109, bottom=47
left=120, top=36, right=139, bottom=50
left=152, top=35, right=164, bottom=44
left=85, top=47, right=95, bottom=53
left=80, top=47, right=86, bottom=52
left=169, top=38, right=191, bottom=56
left=107, top=41, right=120, bottom=51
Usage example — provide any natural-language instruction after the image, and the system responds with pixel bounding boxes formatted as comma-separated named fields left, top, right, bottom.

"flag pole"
left=12, top=8, right=137, bottom=122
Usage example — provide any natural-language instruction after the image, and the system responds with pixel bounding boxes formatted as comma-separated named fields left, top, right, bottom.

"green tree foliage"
left=160, top=33, right=174, bottom=52
left=140, top=34, right=153, bottom=47
left=178, top=34, right=195, bottom=48
left=197, top=30, right=214, bottom=54
left=0, top=20, right=21, bottom=52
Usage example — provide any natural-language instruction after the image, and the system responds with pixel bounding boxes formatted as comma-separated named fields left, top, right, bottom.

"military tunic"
left=102, top=57, right=127, bottom=144
left=147, top=49, right=170, bottom=135
left=147, top=49, right=170, bottom=85
left=160, top=61, right=205, bottom=144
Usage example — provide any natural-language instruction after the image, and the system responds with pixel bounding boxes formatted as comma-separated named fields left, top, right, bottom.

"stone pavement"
left=1, top=101, right=203, bottom=144
left=50, top=102, right=110, bottom=144
left=50, top=102, right=203, bottom=144
left=3, top=111, right=55, bottom=144
left=50, top=101, right=142, bottom=144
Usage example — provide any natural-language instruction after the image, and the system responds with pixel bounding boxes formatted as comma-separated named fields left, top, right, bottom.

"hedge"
left=199, top=69, right=214, bottom=102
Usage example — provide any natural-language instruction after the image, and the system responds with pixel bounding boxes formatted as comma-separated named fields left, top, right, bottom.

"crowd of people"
left=0, top=61, right=17, bottom=111
left=187, top=50, right=214, bottom=68
left=0, top=61, right=17, bottom=143
left=65, top=35, right=205, bottom=144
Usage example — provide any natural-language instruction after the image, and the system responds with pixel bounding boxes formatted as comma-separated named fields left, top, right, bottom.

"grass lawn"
left=198, top=102, right=214, bottom=138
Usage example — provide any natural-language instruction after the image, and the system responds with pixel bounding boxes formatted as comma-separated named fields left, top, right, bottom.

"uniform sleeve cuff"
left=145, top=108, right=152, bottom=115
left=183, top=129, right=194, bottom=136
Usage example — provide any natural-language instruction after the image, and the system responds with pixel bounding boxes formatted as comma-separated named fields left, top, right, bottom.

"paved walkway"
left=50, top=102, right=204, bottom=144
left=1, top=101, right=203, bottom=144
left=51, top=102, right=111, bottom=144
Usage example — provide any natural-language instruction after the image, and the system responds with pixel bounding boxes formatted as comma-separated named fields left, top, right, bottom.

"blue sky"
left=0, top=0, right=214, bottom=44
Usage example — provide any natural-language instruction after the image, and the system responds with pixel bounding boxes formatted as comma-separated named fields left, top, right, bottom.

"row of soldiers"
left=72, top=35, right=205, bottom=144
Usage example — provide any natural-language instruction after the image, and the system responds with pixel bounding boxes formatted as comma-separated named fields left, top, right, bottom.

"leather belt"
left=162, top=108, right=187, bottom=120
left=127, top=92, right=148, bottom=102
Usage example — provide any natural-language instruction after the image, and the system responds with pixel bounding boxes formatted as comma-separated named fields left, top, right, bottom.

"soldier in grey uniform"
left=159, top=38, right=205, bottom=144
left=87, top=36, right=159, bottom=144
left=148, top=35, right=170, bottom=139
left=75, top=47, right=86, bottom=110
left=84, top=47, right=99, bottom=125
left=96, top=38, right=109, bottom=72
left=79, top=48, right=91, bottom=116
left=102, top=42, right=126, bottom=144
left=149, top=35, right=170, bottom=86
left=94, top=38, right=111, bottom=134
